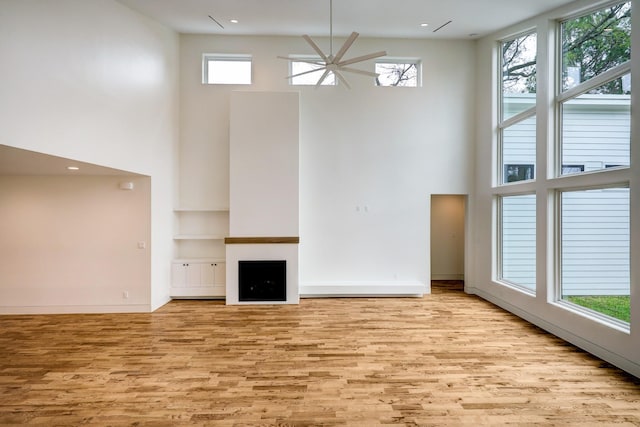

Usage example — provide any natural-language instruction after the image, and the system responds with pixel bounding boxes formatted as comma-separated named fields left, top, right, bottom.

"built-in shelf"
left=173, top=209, right=229, bottom=289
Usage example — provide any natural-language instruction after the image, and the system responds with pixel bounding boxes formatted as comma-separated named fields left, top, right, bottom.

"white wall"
left=470, top=0, right=640, bottom=377
left=179, top=34, right=476, bottom=292
left=0, top=0, right=180, bottom=312
left=0, top=176, right=150, bottom=313
left=229, top=91, right=300, bottom=237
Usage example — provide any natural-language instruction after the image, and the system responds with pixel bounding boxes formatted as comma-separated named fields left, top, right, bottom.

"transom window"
left=288, top=56, right=336, bottom=86
left=375, top=59, right=420, bottom=87
left=202, top=54, right=252, bottom=85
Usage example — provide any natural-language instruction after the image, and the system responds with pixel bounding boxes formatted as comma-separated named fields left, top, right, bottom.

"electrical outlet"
left=123, top=291, right=129, bottom=299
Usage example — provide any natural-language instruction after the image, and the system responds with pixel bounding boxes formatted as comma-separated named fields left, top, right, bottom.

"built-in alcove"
left=430, top=194, right=466, bottom=281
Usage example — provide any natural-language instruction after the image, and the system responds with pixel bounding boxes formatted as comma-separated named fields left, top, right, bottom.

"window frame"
left=374, top=57, right=422, bottom=87
left=287, top=55, right=336, bottom=86
left=202, top=53, right=253, bottom=85
left=497, top=29, right=538, bottom=187
left=553, top=184, right=631, bottom=329
left=497, top=193, right=538, bottom=294
left=550, top=1, right=632, bottom=328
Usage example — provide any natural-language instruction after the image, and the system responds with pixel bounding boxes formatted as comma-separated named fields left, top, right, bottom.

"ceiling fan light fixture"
left=279, top=0, right=386, bottom=89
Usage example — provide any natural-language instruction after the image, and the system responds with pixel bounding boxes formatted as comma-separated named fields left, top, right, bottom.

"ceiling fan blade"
left=339, top=67, right=379, bottom=78
left=287, top=66, right=328, bottom=80
left=315, top=69, right=332, bottom=88
left=303, top=35, right=329, bottom=62
left=338, top=51, right=387, bottom=67
left=334, top=71, right=351, bottom=90
left=332, top=32, right=359, bottom=64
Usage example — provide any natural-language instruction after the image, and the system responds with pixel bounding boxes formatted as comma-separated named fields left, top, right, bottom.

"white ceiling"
left=117, top=0, right=575, bottom=39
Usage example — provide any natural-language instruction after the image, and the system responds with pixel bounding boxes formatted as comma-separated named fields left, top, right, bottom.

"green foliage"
left=502, top=33, right=537, bottom=93
left=502, top=1, right=632, bottom=95
left=562, top=2, right=631, bottom=93
left=566, top=295, right=630, bottom=323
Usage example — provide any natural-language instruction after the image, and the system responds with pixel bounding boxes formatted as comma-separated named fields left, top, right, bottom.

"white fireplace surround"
left=226, top=91, right=300, bottom=304
left=225, top=243, right=299, bottom=304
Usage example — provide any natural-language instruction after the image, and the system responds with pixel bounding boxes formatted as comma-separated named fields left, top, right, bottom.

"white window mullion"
left=557, top=61, right=632, bottom=103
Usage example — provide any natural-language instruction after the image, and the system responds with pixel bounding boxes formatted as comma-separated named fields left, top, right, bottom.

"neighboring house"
left=502, top=93, right=631, bottom=296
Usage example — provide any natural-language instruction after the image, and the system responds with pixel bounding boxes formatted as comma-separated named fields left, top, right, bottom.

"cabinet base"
left=170, top=285, right=225, bottom=298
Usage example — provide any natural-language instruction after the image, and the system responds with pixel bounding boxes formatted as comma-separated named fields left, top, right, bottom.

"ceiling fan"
left=278, top=0, right=387, bottom=88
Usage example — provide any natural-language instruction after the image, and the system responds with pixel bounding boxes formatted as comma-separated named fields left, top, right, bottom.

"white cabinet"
left=171, top=262, right=202, bottom=287
left=172, top=208, right=228, bottom=298
left=201, top=262, right=226, bottom=286
left=171, top=261, right=226, bottom=298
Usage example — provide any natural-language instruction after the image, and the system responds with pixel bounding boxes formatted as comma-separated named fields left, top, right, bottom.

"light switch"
left=137, top=241, right=146, bottom=249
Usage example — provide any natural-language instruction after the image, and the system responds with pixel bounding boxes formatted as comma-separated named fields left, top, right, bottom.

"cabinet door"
left=201, top=263, right=216, bottom=286
left=214, top=262, right=226, bottom=286
left=185, top=263, right=201, bottom=287
left=171, top=263, right=187, bottom=287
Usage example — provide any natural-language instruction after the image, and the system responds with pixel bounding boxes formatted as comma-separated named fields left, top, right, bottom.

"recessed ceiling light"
left=420, top=23, right=429, bottom=27
left=67, top=166, right=80, bottom=171
left=230, top=19, right=239, bottom=24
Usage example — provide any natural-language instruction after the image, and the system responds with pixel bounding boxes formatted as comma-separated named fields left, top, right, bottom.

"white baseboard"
left=0, top=304, right=152, bottom=315
left=467, top=286, right=640, bottom=379
left=300, top=282, right=426, bottom=298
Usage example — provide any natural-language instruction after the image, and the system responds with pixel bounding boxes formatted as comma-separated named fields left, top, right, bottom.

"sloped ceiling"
left=0, top=145, right=141, bottom=176
left=117, top=0, right=576, bottom=39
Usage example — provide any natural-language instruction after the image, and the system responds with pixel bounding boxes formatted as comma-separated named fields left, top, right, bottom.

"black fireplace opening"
left=238, top=260, right=286, bottom=302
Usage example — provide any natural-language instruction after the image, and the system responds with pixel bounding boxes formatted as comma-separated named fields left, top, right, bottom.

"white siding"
left=562, top=95, right=631, bottom=171
left=561, top=188, right=630, bottom=296
left=501, top=194, right=536, bottom=290
left=503, top=115, right=536, bottom=182
left=502, top=95, right=631, bottom=296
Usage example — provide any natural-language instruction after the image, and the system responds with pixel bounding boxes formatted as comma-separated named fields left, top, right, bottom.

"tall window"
left=500, top=194, right=536, bottom=291
left=494, top=2, right=633, bottom=326
left=559, top=2, right=632, bottom=176
left=560, top=188, right=630, bottom=323
left=500, top=32, right=537, bottom=185
left=496, top=31, right=537, bottom=293
left=556, top=2, right=632, bottom=324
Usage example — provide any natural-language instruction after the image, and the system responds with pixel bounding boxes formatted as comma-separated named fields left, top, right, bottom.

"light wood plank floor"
left=1, top=282, right=638, bottom=426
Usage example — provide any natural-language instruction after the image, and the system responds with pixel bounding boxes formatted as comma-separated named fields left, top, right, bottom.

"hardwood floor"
left=1, top=282, right=638, bottom=426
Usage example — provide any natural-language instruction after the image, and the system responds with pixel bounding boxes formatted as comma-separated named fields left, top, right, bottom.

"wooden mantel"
left=224, top=237, right=300, bottom=244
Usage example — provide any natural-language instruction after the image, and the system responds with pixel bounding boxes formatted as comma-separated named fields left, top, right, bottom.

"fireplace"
left=238, top=260, right=286, bottom=302
left=227, top=91, right=300, bottom=305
